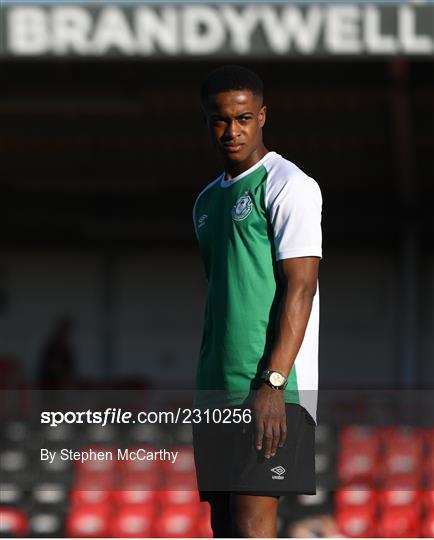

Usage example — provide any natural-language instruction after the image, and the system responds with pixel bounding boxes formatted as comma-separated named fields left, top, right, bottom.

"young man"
left=192, top=65, right=322, bottom=538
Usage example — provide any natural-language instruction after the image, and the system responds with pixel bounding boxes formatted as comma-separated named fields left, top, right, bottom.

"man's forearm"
left=266, top=283, right=316, bottom=377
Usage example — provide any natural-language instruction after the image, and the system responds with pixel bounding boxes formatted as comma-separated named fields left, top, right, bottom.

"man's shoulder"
left=265, top=152, right=319, bottom=193
left=193, top=174, right=222, bottom=207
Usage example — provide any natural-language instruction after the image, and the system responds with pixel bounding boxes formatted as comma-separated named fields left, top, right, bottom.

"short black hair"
left=200, top=65, right=263, bottom=104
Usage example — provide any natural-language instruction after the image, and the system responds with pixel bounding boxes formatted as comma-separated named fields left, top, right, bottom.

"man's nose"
left=225, top=120, right=240, bottom=138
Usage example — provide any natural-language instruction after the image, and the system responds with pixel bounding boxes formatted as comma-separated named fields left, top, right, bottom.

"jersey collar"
left=220, top=151, right=278, bottom=189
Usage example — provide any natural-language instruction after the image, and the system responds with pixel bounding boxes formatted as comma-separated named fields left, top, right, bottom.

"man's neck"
left=224, top=146, right=269, bottom=180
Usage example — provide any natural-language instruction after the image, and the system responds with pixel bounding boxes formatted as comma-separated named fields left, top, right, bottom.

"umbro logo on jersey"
left=271, top=466, right=285, bottom=480
left=232, top=192, right=253, bottom=221
left=197, top=214, right=208, bottom=228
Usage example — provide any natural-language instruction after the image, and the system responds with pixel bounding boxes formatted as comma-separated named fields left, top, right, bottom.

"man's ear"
left=259, top=105, right=267, bottom=128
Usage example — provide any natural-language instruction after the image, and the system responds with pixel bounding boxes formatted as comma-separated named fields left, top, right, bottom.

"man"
left=192, top=65, right=322, bottom=538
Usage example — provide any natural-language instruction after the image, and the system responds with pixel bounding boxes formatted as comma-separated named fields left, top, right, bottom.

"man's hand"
left=251, top=383, right=287, bottom=459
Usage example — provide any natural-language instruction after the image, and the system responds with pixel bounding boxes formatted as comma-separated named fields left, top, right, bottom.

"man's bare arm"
left=253, top=256, right=320, bottom=459
left=267, top=256, right=319, bottom=375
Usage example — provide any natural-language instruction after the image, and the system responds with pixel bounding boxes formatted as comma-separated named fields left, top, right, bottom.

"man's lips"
left=222, top=143, right=244, bottom=153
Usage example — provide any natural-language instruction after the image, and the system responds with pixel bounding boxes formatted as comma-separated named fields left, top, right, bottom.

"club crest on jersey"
left=232, top=192, right=253, bottom=221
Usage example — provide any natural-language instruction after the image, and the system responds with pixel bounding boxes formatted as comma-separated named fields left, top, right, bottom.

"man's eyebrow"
left=210, top=111, right=254, bottom=119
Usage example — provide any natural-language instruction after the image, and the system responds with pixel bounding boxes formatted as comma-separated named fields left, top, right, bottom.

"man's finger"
left=270, top=423, right=280, bottom=457
left=255, top=419, right=265, bottom=450
left=263, top=428, right=274, bottom=458
left=279, top=419, right=287, bottom=448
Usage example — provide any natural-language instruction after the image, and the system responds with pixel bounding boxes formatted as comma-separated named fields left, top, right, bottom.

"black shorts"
left=192, top=403, right=316, bottom=502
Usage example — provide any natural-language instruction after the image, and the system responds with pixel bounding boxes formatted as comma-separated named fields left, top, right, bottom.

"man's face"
left=203, top=90, right=266, bottom=164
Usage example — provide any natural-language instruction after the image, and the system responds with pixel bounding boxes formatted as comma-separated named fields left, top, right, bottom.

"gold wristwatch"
left=261, top=369, right=288, bottom=390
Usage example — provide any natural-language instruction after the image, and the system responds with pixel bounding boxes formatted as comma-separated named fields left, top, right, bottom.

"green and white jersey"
left=193, top=151, right=322, bottom=423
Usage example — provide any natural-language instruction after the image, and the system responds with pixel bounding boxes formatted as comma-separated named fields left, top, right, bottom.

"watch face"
left=269, top=372, right=285, bottom=387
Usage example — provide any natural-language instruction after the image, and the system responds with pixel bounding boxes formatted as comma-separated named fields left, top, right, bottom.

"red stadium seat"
left=425, top=449, right=434, bottom=487
left=199, top=501, right=211, bottom=518
left=73, top=446, right=117, bottom=474
left=70, top=488, right=113, bottom=507
left=109, top=505, right=155, bottom=538
left=422, top=509, right=434, bottom=538
left=339, top=425, right=380, bottom=453
left=196, top=515, right=213, bottom=537
left=376, top=506, right=421, bottom=537
left=336, top=506, right=376, bottom=537
left=158, top=489, right=201, bottom=507
left=196, top=502, right=213, bottom=538
left=73, top=470, right=117, bottom=491
left=154, top=505, right=199, bottom=537
left=382, top=474, right=421, bottom=491
left=115, top=472, right=160, bottom=507
left=165, top=471, right=197, bottom=489
left=382, top=447, right=424, bottom=481
left=65, top=504, right=110, bottom=537
left=422, top=490, right=434, bottom=511
left=195, top=519, right=213, bottom=538
left=335, top=486, right=377, bottom=513
left=117, top=446, right=162, bottom=474
left=416, top=427, right=434, bottom=450
left=120, top=470, right=161, bottom=490
left=338, top=447, right=379, bottom=485
left=378, top=426, right=424, bottom=453
left=378, top=487, right=422, bottom=509
left=0, top=507, right=29, bottom=536
left=114, top=487, right=157, bottom=507
left=161, top=446, right=196, bottom=474
left=428, top=428, right=434, bottom=450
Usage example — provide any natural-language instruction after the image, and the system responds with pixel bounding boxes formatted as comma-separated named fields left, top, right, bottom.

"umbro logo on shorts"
left=271, top=465, right=286, bottom=480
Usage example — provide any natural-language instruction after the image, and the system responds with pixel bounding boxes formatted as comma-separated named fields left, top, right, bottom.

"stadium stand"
left=334, top=425, right=434, bottom=538
left=1, top=420, right=434, bottom=537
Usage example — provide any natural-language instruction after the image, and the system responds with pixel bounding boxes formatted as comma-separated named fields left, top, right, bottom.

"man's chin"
left=220, top=149, right=246, bottom=162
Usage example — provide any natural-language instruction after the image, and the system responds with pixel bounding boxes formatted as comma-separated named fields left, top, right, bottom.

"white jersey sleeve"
left=265, top=160, right=323, bottom=261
